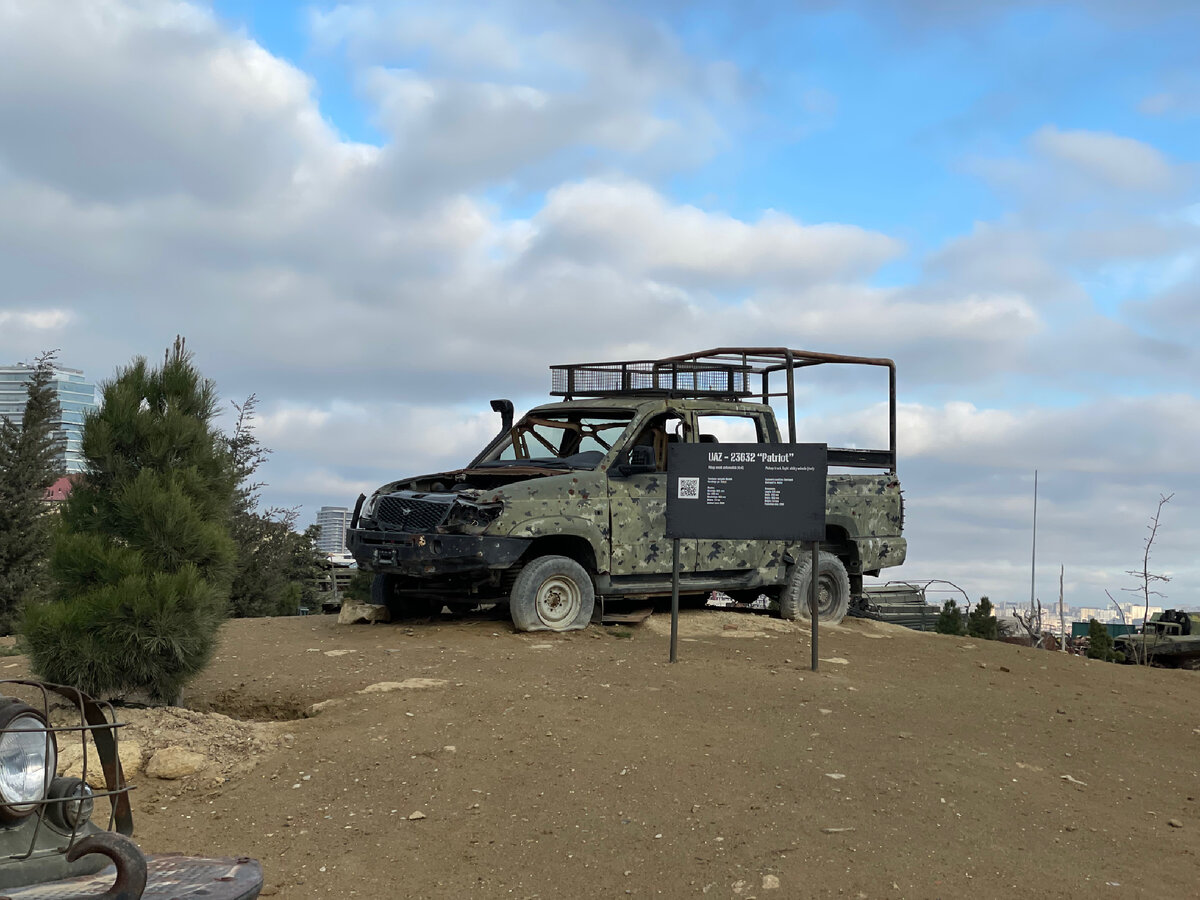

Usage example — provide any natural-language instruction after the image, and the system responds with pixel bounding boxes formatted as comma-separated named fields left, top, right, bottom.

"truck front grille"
left=375, top=495, right=454, bottom=533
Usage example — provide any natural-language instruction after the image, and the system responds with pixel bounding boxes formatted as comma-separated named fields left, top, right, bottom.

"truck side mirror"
left=614, top=444, right=657, bottom=477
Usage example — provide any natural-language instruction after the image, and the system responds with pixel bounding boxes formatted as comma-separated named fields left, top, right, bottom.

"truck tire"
left=370, top=573, right=437, bottom=620
left=509, top=555, right=595, bottom=632
left=780, top=552, right=850, bottom=625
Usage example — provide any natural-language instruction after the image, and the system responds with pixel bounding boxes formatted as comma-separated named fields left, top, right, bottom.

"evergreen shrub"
left=967, top=596, right=999, bottom=640
left=935, top=599, right=967, bottom=636
left=1085, top=618, right=1125, bottom=663
left=23, top=340, right=235, bottom=703
left=0, top=353, right=64, bottom=632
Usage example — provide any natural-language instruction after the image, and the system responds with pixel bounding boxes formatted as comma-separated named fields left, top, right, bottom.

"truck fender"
left=504, top=516, right=610, bottom=573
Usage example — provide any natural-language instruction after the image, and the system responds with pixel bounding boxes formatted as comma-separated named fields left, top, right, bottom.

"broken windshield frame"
left=474, top=411, right=636, bottom=470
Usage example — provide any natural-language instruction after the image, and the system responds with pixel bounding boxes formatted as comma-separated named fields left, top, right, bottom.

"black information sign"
left=666, top=443, right=827, bottom=541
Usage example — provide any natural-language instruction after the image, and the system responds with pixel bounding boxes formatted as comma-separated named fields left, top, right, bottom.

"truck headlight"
left=443, top=501, right=503, bottom=532
left=46, top=776, right=94, bottom=830
left=0, top=707, right=56, bottom=818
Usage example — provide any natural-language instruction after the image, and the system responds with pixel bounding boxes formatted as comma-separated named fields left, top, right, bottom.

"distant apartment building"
left=0, top=363, right=98, bottom=475
left=1077, top=604, right=1162, bottom=625
left=316, top=506, right=351, bottom=554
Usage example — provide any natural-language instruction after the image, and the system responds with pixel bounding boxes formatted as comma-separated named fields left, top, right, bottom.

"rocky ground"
left=5, top=608, right=1198, bottom=898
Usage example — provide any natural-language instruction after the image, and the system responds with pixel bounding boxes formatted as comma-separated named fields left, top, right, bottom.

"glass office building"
left=316, top=506, right=351, bottom=554
left=0, top=364, right=98, bottom=475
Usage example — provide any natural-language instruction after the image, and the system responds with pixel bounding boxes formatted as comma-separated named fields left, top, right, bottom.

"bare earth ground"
left=6, top=609, right=1199, bottom=899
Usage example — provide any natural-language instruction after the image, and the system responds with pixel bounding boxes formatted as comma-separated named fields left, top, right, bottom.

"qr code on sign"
left=677, top=477, right=700, bottom=500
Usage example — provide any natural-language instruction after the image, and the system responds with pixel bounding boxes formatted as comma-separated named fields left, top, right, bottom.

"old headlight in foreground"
left=0, top=707, right=56, bottom=818
left=0, top=679, right=263, bottom=898
left=46, top=776, right=94, bottom=830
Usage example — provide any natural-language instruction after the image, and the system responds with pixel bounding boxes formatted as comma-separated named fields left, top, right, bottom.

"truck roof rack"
left=550, top=347, right=897, bottom=472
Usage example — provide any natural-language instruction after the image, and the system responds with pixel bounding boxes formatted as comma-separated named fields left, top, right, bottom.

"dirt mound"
left=640, top=608, right=907, bottom=639
left=642, top=608, right=805, bottom=637
left=50, top=703, right=287, bottom=791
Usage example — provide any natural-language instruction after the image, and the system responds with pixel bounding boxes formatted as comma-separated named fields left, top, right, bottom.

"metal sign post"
left=667, top=443, right=827, bottom=666
left=811, top=540, right=819, bottom=671
left=670, top=537, right=681, bottom=663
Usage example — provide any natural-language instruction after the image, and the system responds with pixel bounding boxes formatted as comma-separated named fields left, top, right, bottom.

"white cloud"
left=0, top=309, right=73, bottom=330
left=1139, top=76, right=1200, bottom=119
left=924, top=222, right=1079, bottom=302
left=254, top=400, right=502, bottom=475
left=359, top=70, right=679, bottom=207
left=0, top=0, right=360, bottom=205
left=312, top=0, right=740, bottom=187
left=530, top=179, right=903, bottom=284
left=807, top=395, right=1200, bottom=475
left=310, top=6, right=525, bottom=73
left=267, top=468, right=379, bottom=505
left=1031, top=126, right=1177, bottom=193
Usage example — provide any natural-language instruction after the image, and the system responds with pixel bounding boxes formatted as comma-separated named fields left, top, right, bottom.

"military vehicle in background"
left=1113, top=610, right=1200, bottom=667
left=347, top=348, right=906, bottom=632
left=854, top=580, right=962, bottom=632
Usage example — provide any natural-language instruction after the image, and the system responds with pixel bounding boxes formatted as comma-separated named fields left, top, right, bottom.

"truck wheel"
left=370, top=573, right=437, bottom=620
left=510, top=556, right=595, bottom=632
left=780, top=552, right=850, bottom=625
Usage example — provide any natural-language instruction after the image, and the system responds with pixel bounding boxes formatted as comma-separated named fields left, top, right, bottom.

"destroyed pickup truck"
left=347, top=348, right=906, bottom=632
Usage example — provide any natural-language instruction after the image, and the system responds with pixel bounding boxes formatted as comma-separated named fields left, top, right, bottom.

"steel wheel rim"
left=816, top=573, right=837, bottom=615
left=535, top=575, right=582, bottom=627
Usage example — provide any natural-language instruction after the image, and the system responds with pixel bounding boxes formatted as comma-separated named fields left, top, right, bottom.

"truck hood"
left=369, top=465, right=582, bottom=504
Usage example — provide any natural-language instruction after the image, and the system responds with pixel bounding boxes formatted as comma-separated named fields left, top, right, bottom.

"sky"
left=1, top=0, right=1197, bottom=613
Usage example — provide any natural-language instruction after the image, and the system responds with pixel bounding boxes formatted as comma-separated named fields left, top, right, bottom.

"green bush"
left=967, top=596, right=999, bottom=640
left=23, top=339, right=235, bottom=703
left=1085, top=618, right=1124, bottom=663
left=24, top=565, right=226, bottom=703
left=935, top=599, right=967, bottom=635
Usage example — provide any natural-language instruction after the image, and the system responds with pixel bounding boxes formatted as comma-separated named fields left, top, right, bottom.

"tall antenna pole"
left=1030, top=470, right=1038, bottom=620
left=1059, top=565, right=1065, bottom=652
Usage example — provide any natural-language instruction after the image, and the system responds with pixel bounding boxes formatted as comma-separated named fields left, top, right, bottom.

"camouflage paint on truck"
left=347, top=392, right=906, bottom=628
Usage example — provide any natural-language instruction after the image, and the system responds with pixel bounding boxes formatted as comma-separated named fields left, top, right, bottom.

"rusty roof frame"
left=550, top=347, right=896, bottom=474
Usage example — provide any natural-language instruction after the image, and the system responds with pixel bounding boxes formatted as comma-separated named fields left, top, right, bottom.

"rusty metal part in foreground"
left=0, top=852, right=262, bottom=900
left=63, top=832, right=146, bottom=899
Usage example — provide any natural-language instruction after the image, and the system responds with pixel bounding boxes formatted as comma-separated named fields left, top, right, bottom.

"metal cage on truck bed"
left=550, top=347, right=897, bottom=473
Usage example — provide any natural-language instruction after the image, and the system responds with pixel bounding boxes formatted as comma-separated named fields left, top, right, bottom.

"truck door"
left=607, top=412, right=695, bottom=576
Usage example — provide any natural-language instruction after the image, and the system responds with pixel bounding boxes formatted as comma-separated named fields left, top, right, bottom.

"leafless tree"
left=1121, top=493, right=1173, bottom=665
left=1104, top=589, right=1127, bottom=626
left=1013, top=597, right=1045, bottom=648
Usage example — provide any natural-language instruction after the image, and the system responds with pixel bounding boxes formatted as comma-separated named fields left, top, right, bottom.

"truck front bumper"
left=347, top=528, right=530, bottom=576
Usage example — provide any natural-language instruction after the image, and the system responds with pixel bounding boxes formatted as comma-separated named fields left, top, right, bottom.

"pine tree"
left=22, top=338, right=236, bottom=703
left=935, top=599, right=967, bottom=635
left=966, top=596, right=999, bottom=640
left=0, top=352, right=65, bottom=633
left=1086, top=618, right=1123, bottom=662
